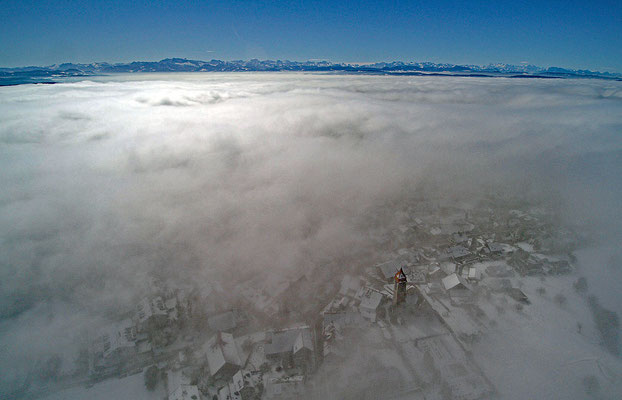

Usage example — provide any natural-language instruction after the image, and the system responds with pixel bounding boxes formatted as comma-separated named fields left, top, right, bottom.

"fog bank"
left=1, top=73, right=621, bottom=397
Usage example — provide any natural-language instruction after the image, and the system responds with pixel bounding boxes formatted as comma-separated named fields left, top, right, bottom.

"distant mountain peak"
left=1, top=58, right=620, bottom=86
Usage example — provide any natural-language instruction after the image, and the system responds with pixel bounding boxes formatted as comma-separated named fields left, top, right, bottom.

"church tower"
left=393, top=268, right=407, bottom=306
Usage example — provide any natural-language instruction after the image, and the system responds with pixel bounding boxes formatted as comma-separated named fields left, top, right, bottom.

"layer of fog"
left=1, top=73, right=621, bottom=397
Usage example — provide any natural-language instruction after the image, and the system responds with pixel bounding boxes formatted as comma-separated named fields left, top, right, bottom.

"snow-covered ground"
left=472, top=270, right=622, bottom=400
left=41, top=372, right=165, bottom=400
left=575, top=244, right=622, bottom=318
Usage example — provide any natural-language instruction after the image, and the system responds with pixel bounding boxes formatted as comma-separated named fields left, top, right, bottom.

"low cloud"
left=1, top=73, right=621, bottom=397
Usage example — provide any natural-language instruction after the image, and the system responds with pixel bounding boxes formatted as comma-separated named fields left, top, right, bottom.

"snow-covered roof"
left=101, top=319, right=136, bottom=358
left=359, top=288, right=383, bottom=311
left=293, top=330, right=314, bottom=354
left=205, top=332, right=242, bottom=376
left=167, top=370, right=197, bottom=400
left=487, top=242, right=505, bottom=253
left=339, top=274, right=363, bottom=297
left=231, top=370, right=244, bottom=393
left=264, top=376, right=305, bottom=398
left=442, top=273, right=471, bottom=291
left=265, top=327, right=314, bottom=356
left=376, top=259, right=403, bottom=280
left=218, top=384, right=241, bottom=400
left=467, top=267, right=481, bottom=281
left=441, top=246, right=471, bottom=260
left=168, top=385, right=201, bottom=400
left=136, top=297, right=167, bottom=323
left=167, top=370, right=189, bottom=394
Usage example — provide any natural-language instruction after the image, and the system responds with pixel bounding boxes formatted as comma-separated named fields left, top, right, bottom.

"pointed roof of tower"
left=395, top=268, right=407, bottom=283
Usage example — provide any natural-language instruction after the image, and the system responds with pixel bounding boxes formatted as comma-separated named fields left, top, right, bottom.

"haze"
left=1, top=73, right=622, bottom=399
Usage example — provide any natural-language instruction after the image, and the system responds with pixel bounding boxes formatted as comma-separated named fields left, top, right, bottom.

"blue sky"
left=1, top=0, right=621, bottom=71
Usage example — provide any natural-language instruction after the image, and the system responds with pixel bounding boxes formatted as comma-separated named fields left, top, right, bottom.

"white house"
left=357, top=288, right=383, bottom=321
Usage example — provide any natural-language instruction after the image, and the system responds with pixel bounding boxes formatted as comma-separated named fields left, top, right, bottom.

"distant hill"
left=1, top=58, right=620, bottom=86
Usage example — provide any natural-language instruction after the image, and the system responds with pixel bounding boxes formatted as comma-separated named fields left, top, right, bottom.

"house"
left=323, top=311, right=367, bottom=362
left=439, top=246, right=471, bottom=262
left=408, top=269, right=427, bottom=284
left=167, top=370, right=200, bottom=400
left=442, top=273, right=471, bottom=292
left=510, top=249, right=545, bottom=275
left=396, top=248, right=420, bottom=264
left=264, top=327, right=315, bottom=371
left=90, top=319, right=137, bottom=376
left=169, top=384, right=200, bottom=400
left=357, top=287, right=383, bottom=321
left=376, top=259, right=405, bottom=282
left=135, top=297, right=169, bottom=330
left=486, top=242, right=505, bottom=256
left=217, top=370, right=249, bottom=400
left=442, top=273, right=473, bottom=304
left=205, top=332, right=243, bottom=380
left=323, top=311, right=366, bottom=335
left=264, top=375, right=305, bottom=399
left=506, top=288, right=530, bottom=304
left=440, top=261, right=457, bottom=275
left=98, top=319, right=136, bottom=363
left=462, top=266, right=481, bottom=282
left=339, top=275, right=363, bottom=298
left=427, top=265, right=445, bottom=281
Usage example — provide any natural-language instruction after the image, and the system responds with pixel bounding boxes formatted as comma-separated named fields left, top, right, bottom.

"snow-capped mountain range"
left=1, top=58, right=620, bottom=85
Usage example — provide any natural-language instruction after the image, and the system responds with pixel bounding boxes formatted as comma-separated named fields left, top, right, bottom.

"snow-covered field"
left=41, top=373, right=164, bottom=400
left=473, top=269, right=622, bottom=400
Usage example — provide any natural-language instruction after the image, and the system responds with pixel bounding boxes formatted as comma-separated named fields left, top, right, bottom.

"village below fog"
left=13, top=191, right=620, bottom=400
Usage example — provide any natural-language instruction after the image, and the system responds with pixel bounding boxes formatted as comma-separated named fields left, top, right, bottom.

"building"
left=441, top=273, right=473, bottom=304
left=264, top=375, right=305, bottom=399
left=393, top=268, right=408, bottom=306
left=441, top=273, right=471, bottom=292
left=357, top=288, right=383, bottom=321
left=90, top=319, right=137, bottom=377
left=462, top=266, right=481, bottom=282
left=135, top=297, right=169, bottom=330
left=376, top=259, right=405, bottom=282
left=439, top=246, right=472, bottom=262
left=264, top=327, right=315, bottom=371
left=167, top=370, right=200, bottom=400
left=99, top=319, right=136, bottom=363
left=217, top=370, right=252, bottom=400
left=205, top=332, right=243, bottom=380
left=339, top=275, right=364, bottom=298
left=506, top=288, right=530, bottom=304
left=169, top=385, right=200, bottom=400
left=485, top=242, right=505, bottom=257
